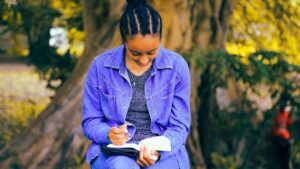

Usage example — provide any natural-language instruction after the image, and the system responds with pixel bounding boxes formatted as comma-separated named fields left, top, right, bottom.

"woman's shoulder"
left=160, top=47, right=188, bottom=69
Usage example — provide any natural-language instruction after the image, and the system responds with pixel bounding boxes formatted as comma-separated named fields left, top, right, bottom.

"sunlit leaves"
left=4, top=0, right=17, bottom=6
left=68, top=27, right=84, bottom=57
left=227, top=0, right=300, bottom=65
left=51, top=0, right=81, bottom=20
left=0, top=70, right=53, bottom=148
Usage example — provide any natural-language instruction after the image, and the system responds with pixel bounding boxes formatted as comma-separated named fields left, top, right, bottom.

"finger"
left=111, top=141, right=126, bottom=145
left=110, top=134, right=128, bottom=141
left=110, top=127, right=124, bottom=134
left=111, top=128, right=127, bottom=134
left=139, top=146, right=152, bottom=167
left=119, top=124, right=128, bottom=133
left=143, top=146, right=150, bottom=159
left=139, top=145, right=144, bottom=160
left=139, top=146, right=148, bottom=166
left=111, top=136, right=127, bottom=141
left=109, top=127, right=125, bottom=144
left=109, top=132, right=128, bottom=142
left=110, top=133, right=127, bottom=139
left=143, top=146, right=154, bottom=165
left=138, top=157, right=149, bottom=167
left=119, top=124, right=127, bottom=129
left=108, top=128, right=128, bottom=145
left=108, top=127, right=116, bottom=135
left=111, top=138, right=127, bottom=145
left=136, top=159, right=145, bottom=168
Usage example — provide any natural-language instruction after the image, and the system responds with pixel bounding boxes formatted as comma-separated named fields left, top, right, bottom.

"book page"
left=107, top=143, right=140, bottom=151
left=107, top=136, right=171, bottom=152
left=139, top=136, right=171, bottom=151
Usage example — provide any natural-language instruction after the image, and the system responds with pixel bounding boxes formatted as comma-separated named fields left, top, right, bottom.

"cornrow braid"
left=146, top=8, right=153, bottom=34
left=119, top=0, right=162, bottom=42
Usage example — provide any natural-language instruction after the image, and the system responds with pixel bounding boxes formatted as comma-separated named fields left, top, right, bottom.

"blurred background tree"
left=0, top=0, right=299, bottom=169
left=227, top=0, right=300, bottom=64
left=0, top=0, right=82, bottom=89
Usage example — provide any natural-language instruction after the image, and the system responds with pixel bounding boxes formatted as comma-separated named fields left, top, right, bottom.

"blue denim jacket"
left=82, top=45, right=191, bottom=168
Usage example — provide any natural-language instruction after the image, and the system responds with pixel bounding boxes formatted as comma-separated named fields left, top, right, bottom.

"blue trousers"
left=91, top=154, right=180, bottom=169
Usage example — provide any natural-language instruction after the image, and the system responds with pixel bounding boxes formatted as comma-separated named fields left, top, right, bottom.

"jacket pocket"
left=152, top=86, right=174, bottom=124
left=99, top=87, right=116, bottom=119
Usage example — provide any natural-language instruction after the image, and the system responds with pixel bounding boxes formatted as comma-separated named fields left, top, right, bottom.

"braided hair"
left=119, top=0, right=162, bottom=42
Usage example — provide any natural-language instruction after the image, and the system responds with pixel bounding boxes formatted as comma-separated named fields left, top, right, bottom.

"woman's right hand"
left=107, top=124, right=129, bottom=145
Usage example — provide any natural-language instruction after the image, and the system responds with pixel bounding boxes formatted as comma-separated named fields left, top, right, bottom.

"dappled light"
left=0, top=65, right=54, bottom=149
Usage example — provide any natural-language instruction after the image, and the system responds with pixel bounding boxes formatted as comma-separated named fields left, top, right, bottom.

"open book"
left=100, top=136, right=171, bottom=160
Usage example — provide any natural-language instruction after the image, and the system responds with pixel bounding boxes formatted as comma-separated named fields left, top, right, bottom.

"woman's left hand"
left=136, top=145, right=160, bottom=167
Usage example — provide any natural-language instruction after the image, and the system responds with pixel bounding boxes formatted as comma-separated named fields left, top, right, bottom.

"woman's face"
left=125, top=34, right=160, bottom=69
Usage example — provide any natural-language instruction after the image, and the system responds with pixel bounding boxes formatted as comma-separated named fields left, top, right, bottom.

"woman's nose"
left=139, top=55, right=150, bottom=65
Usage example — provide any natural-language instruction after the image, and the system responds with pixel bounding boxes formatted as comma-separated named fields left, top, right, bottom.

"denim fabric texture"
left=82, top=45, right=191, bottom=169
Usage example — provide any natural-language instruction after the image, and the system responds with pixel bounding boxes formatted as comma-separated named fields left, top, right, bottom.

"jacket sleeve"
left=82, top=59, right=111, bottom=144
left=160, top=57, right=191, bottom=160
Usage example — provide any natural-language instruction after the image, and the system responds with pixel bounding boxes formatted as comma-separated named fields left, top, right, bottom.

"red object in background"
left=272, top=111, right=293, bottom=140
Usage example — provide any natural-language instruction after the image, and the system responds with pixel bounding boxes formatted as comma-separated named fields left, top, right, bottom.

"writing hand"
left=108, top=124, right=129, bottom=145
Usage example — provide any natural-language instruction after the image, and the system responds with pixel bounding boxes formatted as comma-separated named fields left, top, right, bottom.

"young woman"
left=82, top=0, right=191, bottom=168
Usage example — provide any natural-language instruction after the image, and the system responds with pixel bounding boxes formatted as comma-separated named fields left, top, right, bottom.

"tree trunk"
left=189, top=0, right=237, bottom=168
left=0, top=1, right=235, bottom=169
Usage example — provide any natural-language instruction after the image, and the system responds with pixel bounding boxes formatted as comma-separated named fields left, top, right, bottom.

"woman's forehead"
left=126, top=34, right=160, bottom=51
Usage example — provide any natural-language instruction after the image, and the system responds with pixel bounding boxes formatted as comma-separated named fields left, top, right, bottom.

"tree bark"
left=189, top=0, right=237, bottom=168
left=0, top=1, right=236, bottom=169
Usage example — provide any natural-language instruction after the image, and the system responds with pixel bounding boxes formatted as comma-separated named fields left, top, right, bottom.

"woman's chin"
left=137, top=62, right=152, bottom=68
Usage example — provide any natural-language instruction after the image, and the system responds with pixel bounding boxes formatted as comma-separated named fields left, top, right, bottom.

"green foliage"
left=185, top=49, right=300, bottom=168
left=0, top=0, right=82, bottom=90
left=211, top=153, right=238, bottom=169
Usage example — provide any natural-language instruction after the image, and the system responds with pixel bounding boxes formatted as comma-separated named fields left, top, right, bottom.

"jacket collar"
left=104, top=44, right=173, bottom=71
